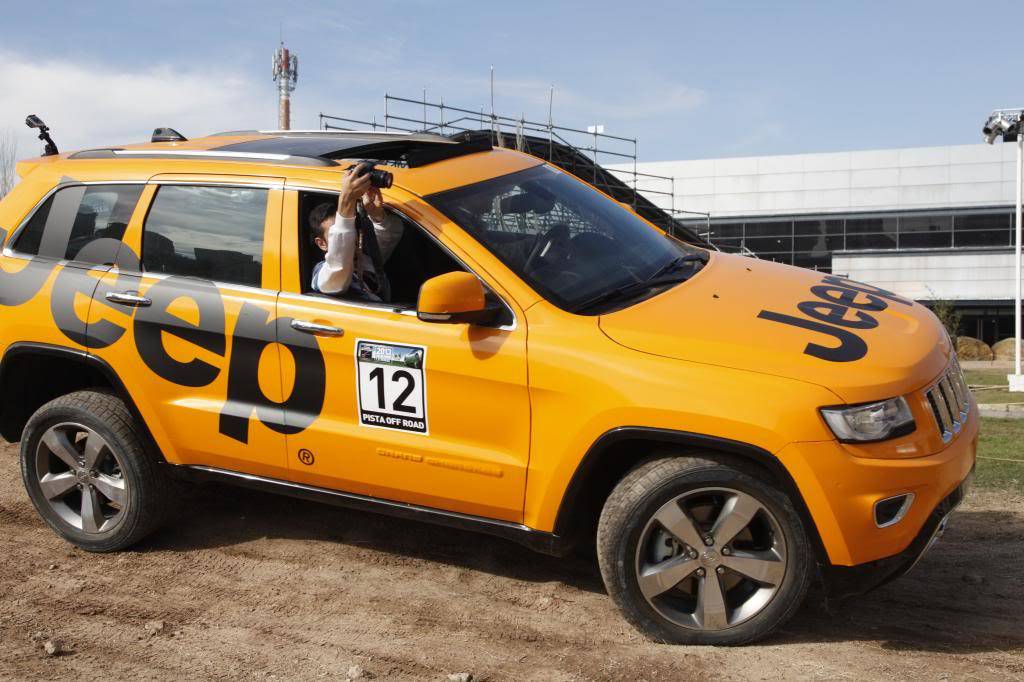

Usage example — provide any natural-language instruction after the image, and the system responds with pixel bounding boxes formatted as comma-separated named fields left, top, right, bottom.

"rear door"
left=87, top=178, right=292, bottom=478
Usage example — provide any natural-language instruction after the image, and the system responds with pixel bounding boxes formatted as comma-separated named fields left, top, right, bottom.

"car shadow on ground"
left=144, top=482, right=608, bottom=593
left=143, top=484, right=1024, bottom=654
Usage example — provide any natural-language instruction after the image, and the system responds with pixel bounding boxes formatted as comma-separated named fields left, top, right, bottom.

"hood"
left=598, top=252, right=951, bottom=404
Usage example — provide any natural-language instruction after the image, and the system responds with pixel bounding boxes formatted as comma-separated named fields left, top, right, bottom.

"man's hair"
left=308, top=202, right=336, bottom=242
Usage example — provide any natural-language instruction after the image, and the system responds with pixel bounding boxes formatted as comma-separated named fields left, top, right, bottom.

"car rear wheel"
left=597, top=455, right=812, bottom=645
left=20, top=390, right=176, bottom=552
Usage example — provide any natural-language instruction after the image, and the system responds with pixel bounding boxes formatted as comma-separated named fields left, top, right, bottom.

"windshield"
left=425, top=165, right=707, bottom=314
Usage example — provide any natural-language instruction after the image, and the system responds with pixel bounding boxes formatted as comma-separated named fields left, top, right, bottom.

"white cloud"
left=0, top=50, right=272, bottom=159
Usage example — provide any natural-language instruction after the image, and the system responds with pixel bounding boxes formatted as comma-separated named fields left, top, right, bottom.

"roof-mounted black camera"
left=25, top=115, right=59, bottom=156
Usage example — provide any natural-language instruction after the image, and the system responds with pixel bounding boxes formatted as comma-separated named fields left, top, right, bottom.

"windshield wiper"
left=646, top=253, right=707, bottom=281
left=572, top=254, right=707, bottom=314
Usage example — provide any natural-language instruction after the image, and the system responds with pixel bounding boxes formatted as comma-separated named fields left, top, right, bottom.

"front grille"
left=925, top=358, right=970, bottom=443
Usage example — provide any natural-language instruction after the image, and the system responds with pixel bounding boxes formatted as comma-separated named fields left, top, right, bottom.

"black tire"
left=20, top=390, right=176, bottom=552
left=597, top=454, right=812, bottom=645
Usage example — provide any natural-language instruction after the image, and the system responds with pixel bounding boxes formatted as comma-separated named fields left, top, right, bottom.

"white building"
left=611, top=143, right=1020, bottom=344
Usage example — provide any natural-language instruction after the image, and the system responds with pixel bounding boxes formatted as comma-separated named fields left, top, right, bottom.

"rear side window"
left=14, top=184, right=143, bottom=263
left=142, top=185, right=268, bottom=287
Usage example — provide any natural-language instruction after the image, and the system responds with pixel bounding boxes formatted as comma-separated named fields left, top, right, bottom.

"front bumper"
left=776, top=402, right=978, bottom=567
left=822, top=468, right=972, bottom=598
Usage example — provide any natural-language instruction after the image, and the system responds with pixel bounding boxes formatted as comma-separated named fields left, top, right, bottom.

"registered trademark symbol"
left=297, top=449, right=315, bottom=466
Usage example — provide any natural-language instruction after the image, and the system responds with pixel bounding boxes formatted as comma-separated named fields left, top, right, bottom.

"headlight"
left=820, top=397, right=915, bottom=443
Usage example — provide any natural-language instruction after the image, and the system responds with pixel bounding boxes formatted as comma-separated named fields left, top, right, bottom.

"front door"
left=275, top=190, right=530, bottom=523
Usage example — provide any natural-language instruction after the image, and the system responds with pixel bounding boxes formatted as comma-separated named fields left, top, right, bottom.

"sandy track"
left=1, top=441, right=1021, bottom=681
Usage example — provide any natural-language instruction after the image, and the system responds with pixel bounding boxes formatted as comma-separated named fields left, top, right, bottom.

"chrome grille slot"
left=925, top=360, right=971, bottom=443
left=939, top=379, right=961, bottom=435
left=926, top=391, right=951, bottom=439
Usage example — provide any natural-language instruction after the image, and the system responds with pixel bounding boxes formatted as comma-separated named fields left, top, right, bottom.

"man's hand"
left=337, top=165, right=372, bottom=219
left=363, top=186, right=386, bottom=223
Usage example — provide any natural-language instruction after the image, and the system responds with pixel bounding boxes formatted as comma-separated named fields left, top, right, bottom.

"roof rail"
left=68, top=148, right=337, bottom=167
left=210, top=129, right=451, bottom=143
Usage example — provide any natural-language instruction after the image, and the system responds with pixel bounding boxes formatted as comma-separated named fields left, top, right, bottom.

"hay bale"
left=993, top=337, right=1023, bottom=361
left=956, top=336, right=994, bottom=361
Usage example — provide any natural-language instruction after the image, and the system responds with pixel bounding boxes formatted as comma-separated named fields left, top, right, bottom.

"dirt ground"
left=1, top=442, right=1022, bottom=681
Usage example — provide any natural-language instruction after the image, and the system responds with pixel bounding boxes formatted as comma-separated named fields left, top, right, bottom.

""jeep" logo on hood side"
left=757, top=275, right=911, bottom=363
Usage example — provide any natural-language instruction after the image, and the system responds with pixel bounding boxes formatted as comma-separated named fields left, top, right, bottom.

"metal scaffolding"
left=319, top=90, right=734, bottom=251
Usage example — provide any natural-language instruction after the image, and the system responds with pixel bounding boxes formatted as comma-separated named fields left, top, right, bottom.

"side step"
left=176, top=465, right=568, bottom=556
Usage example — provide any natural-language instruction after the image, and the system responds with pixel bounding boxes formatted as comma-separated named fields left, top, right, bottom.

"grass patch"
left=975, top=417, right=1024, bottom=493
left=965, top=368, right=1022, bottom=405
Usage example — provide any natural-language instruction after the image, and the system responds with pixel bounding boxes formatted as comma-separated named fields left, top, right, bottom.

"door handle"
left=291, top=320, right=345, bottom=337
left=105, top=291, right=152, bottom=308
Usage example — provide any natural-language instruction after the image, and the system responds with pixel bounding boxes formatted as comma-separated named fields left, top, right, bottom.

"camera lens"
left=369, top=169, right=393, bottom=189
left=353, top=162, right=394, bottom=189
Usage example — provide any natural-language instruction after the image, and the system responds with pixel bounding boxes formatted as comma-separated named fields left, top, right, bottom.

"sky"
left=2, top=1, right=1022, bottom=163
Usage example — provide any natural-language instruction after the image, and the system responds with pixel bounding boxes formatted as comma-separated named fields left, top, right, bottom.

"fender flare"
left=0, top=342, right=167, bottom=463
left=552, top=426, right=828, bottom=564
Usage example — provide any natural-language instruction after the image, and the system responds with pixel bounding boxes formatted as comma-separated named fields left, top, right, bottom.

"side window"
left=13, top=184, right=143, bottom=263
left=142, top=185, right=268, bottom=287
left=298, top=190, right=464, bottom=306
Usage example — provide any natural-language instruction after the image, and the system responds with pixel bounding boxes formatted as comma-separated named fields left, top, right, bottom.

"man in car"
left=309, top=165, right=403, bottom=301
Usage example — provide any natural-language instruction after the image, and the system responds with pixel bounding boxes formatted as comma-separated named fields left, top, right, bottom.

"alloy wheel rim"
left=34, top=422, right=128, bottom=534
left=634, top=486, right=787, bottom=631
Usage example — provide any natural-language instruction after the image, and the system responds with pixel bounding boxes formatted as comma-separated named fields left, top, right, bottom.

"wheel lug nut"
left=689, top=550, right=698, bottom=559
left=716, top=566, right=725, bottom=574
left=695, top=568, right=705, bottom=577
left=703, top=536, right=714, bottom=546
left=721, top=546, right=731, bottom=555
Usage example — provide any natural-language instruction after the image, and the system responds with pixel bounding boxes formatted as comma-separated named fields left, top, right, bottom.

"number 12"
left=368, top=367, right=417, bottom=414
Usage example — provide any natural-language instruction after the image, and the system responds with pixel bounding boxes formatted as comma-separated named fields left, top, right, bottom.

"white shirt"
left=313, top=211, right=403, bottom=297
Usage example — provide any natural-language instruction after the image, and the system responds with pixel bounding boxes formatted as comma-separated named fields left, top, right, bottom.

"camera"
left=25, top=114, right=48, bottom=130
left=24, top=113, right=59, bottom=156
left=351, top=161, right=393, bottom=189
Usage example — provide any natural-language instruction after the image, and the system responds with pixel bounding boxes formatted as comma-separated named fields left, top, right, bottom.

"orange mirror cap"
left=417, top=272, right=486, bottom=322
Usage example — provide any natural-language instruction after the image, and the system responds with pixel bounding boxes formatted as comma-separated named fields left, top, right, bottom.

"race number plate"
left=355, top=340, right=428, bottom=434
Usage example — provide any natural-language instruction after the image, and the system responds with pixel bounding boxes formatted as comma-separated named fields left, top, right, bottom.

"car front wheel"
left=597, top=455, right=813, bottom=645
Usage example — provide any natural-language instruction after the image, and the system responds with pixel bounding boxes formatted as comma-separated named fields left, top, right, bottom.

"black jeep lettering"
left=756, top=273, right=909, bottom=363
left=757, top=309, right=868, bottom=362
left=134, top=276, right=226, bottom=387
left=2, top=204, right=332, bottom=445
left=219, top=303, right=326, bottom=444
left=796, top=301, right=879, bottom=330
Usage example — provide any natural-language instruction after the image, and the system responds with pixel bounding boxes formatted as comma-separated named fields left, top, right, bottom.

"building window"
left=899, top=214, right=953, bottom=249
left=708, top=222, right=742, bottom=240
left=844, top=216, right=897, bottom=250
left=954, top=213, right=1012, bottom=248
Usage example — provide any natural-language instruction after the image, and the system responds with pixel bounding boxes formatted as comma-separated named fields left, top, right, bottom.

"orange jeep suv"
left=0, top=127, right=976, bottom=644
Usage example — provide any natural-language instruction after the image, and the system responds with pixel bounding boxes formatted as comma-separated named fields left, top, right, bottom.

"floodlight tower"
left=982, top=108, right=1024, bottom=392
left=272, top=43, right=298, bottom=130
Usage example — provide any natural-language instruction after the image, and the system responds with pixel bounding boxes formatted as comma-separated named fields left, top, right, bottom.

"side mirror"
left=417, top=272, right=499, bottom=325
